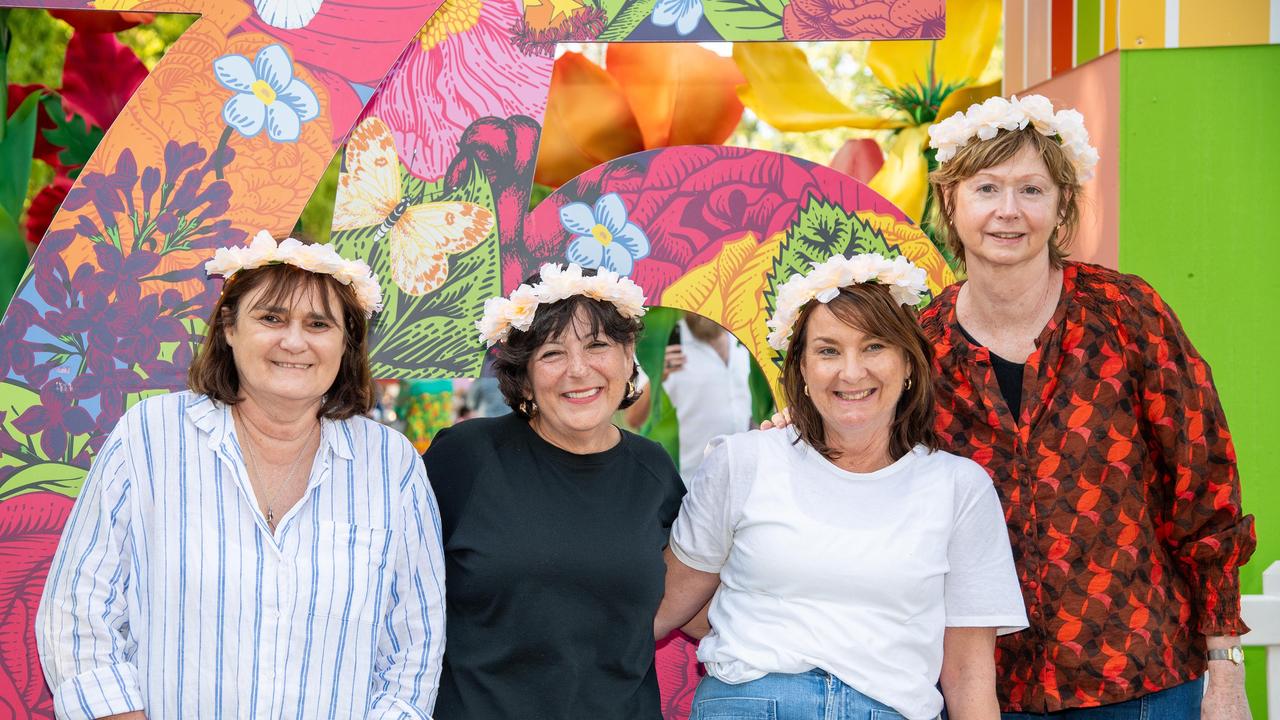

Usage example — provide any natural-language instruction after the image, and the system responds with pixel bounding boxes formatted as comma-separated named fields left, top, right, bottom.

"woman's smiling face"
left=223, top=281, right=346, bottom=410
left=799, top=304, right=910, bottom=452
left=525, top=306, right=634, bottom=449
left=949, top=144, right=1064, bottom=271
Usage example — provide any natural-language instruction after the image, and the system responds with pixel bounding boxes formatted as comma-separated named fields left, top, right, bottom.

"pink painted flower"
left=0, top=492, right=75, bottom=719
left=360, top=0, right=554, bottom=182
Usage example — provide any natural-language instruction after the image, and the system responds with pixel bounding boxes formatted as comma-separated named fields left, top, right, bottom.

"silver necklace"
left=237, top=409, right=318, bottom=531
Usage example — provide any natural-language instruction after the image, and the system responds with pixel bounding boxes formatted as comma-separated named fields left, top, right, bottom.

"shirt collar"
left=186, top=392, right=354, bottom=461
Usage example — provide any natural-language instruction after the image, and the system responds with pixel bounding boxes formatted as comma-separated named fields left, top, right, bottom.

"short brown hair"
left=780, top=282, right=937, bottom=461
left=493, top=270, right=642, bottom=420
left=928, top=125, right=1081, bottom=268
left=188, top=263, right=375, bottom=419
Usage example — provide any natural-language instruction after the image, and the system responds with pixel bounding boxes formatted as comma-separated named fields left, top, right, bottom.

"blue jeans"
left=692, top=669, right=934, bottom=720
left=999, top=677, right=1203, bottom=720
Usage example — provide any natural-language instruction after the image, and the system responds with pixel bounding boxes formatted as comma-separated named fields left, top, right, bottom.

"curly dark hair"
left=493, top=270, right=643, bottom=420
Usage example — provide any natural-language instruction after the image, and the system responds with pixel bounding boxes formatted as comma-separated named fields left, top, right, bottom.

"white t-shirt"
left=670, top=428, right=1027, bottom=720
left=640, top=320, right=753, bottom=476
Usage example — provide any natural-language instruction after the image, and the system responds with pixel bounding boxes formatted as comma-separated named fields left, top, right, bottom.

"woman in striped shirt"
left=36, top=235, right=447, bottom=719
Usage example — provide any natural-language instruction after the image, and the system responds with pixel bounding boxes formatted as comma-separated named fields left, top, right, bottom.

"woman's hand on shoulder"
left=758, top=407, right=791, bottom=431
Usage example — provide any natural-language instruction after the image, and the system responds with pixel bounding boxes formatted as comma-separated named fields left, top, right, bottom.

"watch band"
left=1207, top=646, right=1244, bottom=664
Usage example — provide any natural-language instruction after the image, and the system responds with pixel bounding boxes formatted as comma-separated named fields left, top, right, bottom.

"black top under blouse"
left=958, top=323, right=1026, bottom=418
left=422, top=413, right=685, bottom=719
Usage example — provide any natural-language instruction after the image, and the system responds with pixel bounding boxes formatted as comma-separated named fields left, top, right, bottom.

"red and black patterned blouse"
left=920, top=262, right=1256, bottom=713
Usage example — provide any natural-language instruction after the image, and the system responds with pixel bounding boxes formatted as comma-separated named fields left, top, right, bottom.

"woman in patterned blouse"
left=919, top=96, right=1255, bottom=719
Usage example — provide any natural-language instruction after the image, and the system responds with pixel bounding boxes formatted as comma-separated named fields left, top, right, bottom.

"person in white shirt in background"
left=654, top=254, right=1027, bottom=720
left=624, top=313, right=753, bottom=477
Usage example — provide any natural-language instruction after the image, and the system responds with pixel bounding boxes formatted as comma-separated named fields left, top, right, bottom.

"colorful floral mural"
left=0, top=0, right=950, bottom=715
left=520, top=0, right=945, bottom=43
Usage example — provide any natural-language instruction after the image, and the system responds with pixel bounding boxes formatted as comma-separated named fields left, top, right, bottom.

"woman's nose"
left=996, top=189, right=1021, bottom=217
left=839, top=354, right=867, bottom=381
left=565, top=348, right=589, bottom=375
left=278, top=322, right=307, bottom=350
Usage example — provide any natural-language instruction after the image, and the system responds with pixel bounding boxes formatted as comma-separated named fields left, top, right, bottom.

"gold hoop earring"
left=904, top=377, right=912, bottom=391
left=803, top=384, right=810, bottom=397
left=626, top=380, right=637, bottom=399
left=520, top=399, right=538, bottom=416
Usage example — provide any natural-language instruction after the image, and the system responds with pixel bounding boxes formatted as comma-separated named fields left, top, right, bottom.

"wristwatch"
left=1207, top=646, right=1244, bottom=664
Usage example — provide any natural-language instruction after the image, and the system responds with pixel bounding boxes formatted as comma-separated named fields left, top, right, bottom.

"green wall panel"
left=1076, top=0, right=1102, bottom=66
left=1120, top=43, right=1280, bottom=717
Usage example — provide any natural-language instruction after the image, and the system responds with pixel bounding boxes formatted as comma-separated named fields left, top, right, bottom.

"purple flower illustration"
left=13, top=382, right=95, bottom=462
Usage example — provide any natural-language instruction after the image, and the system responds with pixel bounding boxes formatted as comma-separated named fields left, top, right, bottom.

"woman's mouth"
left=834, top=388, right=875, bottom=401
left=987, top=231, right=1026, bottom=241
left=562, top=388, right=602, bottom=402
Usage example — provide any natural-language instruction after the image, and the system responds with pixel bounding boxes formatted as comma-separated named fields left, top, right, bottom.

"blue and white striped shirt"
left=36, top=392, right=446, bottom=719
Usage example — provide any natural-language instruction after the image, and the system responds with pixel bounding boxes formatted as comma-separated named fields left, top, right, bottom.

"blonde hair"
left=928, top=126, right=1081, bottom=268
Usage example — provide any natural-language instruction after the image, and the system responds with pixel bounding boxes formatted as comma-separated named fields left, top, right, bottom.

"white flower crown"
left=928, top=94, right=1099, bottom=183
left=204, top=231, right=384, bottom=317
left=766, top=253, right=929, bottom=351
left=477, top=262, right=647, bottom=347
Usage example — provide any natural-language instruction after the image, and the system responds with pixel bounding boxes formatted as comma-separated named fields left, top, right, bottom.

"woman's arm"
left=35, top=425, right=146, bottom=719
left=939, top=627, right=999, bottom=720
left=368, top=457, right=448, bottom=719
left=654, top=547, right=720, bottom=640
left=1127, top=283, right=1253, bottom=719
left=680, top=601, right=712, bottom=640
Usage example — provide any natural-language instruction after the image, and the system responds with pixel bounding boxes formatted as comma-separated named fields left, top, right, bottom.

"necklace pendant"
left=266, top=507, right=275, bottom=530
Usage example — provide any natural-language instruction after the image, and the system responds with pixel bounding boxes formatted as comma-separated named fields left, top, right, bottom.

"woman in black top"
left=423, top=263, right=685, bottom=719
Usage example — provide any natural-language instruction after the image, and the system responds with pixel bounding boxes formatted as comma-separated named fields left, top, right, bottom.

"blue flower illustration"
left=652, top=0, right=703, bottom=35
left=212, top=44, right=319, bottom=143
left=560, top=193, right=650, bottom=276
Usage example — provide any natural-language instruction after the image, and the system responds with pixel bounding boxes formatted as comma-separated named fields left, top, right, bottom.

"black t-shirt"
left=423, top=413, right=685, bottom=719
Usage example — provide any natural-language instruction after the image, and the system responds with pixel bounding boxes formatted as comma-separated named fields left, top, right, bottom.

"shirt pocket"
left=303, top=520, right=393, bottom=626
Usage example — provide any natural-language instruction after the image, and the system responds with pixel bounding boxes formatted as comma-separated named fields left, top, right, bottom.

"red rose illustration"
left=518, top=146, right=906, bottom=299
left=0, top=492, right=75, bottom=718
left=782, top=0, right=943, bottom=41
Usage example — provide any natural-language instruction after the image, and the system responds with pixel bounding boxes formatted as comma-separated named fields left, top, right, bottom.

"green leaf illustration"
left=598, top=0, right=660, bottom=40
left=0, top=462, right=86, bottom=501
left=702, top=0, right=785, bottom=40
left=762, top=196, right=914, bottom=365
left=849, top=212, right=893, bottom=257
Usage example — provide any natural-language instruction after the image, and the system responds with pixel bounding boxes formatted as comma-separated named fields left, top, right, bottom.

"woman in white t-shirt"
left=655, top=254, right=1027, bottom=720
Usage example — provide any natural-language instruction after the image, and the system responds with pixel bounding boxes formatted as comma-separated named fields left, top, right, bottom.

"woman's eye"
left=815, top=346, right=838, bottom=356
left=260, top=314, right=281, bottom=324
left=310, top=321, right=332, bottom=330
left=977, top=184, right=997, bottom=193
left=865, top=343, right=886, bottom=352
left=1023, top=185, right=1044, bottom=195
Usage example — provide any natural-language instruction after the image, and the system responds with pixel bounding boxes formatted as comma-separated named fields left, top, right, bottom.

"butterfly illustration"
left=333, top=116, right=495, bottom=297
